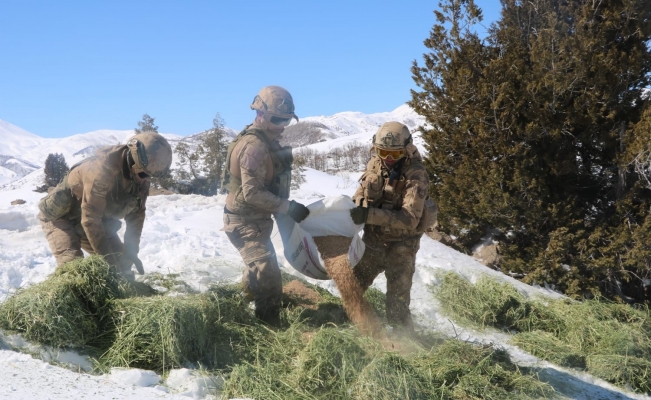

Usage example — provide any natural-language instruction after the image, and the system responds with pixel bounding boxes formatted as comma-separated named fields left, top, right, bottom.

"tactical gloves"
left=349, top=206, right=369, bottom=225
left=287, top=200, right=310, bottom=223
left=118, top=252, right=145, bottom=276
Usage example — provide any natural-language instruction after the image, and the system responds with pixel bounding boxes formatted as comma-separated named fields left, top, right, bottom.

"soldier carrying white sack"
left=349, top=121, right=437, bottom=330
left=221, top=86, right=310, bottom=326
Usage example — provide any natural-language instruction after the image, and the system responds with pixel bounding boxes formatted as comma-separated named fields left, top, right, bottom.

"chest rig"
left=361, top=157, right=409, bottom=211
left=222, top=126, right=293, bottom=200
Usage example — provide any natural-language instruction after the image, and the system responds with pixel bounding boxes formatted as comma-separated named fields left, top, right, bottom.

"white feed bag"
left=277, top=195, right=365, bottom=280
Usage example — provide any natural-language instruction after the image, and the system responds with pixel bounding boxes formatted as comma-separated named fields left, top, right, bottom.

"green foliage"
left=42, top=153, right=69, bottom=189
left=411, top=0, right=651, bottom=301
left=174, top=113, right=229, bottom=195
left=433, top=271, right=651, bottom=393
left=134, top=113, right=158, bottom=133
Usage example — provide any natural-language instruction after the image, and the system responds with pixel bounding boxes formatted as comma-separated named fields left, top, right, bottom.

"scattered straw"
left=0, top=255, right=124, bottom=348
left=433, top=271, right=651, bottom=394
left=313, top=236, right=381, bottom=335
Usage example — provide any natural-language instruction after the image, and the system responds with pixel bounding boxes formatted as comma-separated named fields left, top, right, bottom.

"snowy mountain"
left=0, top=105, right=426, bottom=187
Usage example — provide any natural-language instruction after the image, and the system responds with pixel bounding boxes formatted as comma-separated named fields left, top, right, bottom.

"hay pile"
left=433, top=271, right=651, bottom=394
left=222, top=326, right=552, bottom=399
left=0, top=256, right=124, bottom=348
left=99, top=289, right=255, bottom=372
left=313, top=236, right=381, bottom=335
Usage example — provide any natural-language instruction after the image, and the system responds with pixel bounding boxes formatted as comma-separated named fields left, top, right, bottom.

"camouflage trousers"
left=39, top=212, right=124, bottom=267
left=353, top=235, right=421, bottom=330
left=222, top=212, right=282, bottom=324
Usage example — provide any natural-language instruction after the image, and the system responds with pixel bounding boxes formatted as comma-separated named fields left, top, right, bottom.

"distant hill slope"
left=0, top=104, right=425, bottom=186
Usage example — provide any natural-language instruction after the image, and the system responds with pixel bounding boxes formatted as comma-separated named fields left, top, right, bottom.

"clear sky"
left=1, top=0, right=501, bottom=137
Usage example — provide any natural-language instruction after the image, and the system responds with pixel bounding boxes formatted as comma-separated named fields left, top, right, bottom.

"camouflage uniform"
left=351, top=123, right=432, bottom=329
left=221, top=86, right=306, bottom=325
left=39, top=131, right=172, bottom=276
left=39, top=145, right=149, bottom=271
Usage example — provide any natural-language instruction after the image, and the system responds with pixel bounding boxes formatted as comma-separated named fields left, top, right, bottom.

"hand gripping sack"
left=276, top=195, right=366, bottom=280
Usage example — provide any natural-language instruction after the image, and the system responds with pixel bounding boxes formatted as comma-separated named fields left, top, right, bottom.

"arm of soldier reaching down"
left=123, top=195, right=146, bottom=274
left=80, top=168, right=118, bottom=265
left=238, top=141, right=290, bottom=214
left=366, top=169, right=429, bottom=231
left=124, top=194, right=147, bottom=258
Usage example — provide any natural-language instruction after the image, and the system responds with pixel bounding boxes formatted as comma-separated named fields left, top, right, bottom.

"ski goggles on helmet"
left=377, top=148, right=405, bottom=161
left=269, top=115, right=292, bottom=126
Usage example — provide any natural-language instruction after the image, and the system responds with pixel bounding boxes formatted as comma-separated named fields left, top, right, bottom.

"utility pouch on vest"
left=38, top=175, right=74, bottom=221
left=272, top=170, right=291, bottom=199
left=361, top=171, right=384, bottom=206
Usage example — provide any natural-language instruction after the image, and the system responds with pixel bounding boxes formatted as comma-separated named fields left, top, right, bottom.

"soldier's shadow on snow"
left=533, top=366, right=639, bottom=400
left=0, top=212, right=31, bottom=232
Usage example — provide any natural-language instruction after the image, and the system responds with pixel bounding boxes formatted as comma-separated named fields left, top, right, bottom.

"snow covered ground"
left=1, top=166, right=649, bottom=400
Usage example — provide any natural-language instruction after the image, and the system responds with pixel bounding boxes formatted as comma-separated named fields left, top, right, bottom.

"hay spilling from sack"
left=433, top=271, right=651, bottom=393
left=99, top=286, right=257, bottom=372
left=0, top=255, right=125, bottom=348
left=313, top=236, right=381, bottom=335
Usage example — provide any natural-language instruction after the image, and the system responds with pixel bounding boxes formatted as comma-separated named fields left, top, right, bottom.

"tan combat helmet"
left=250, top=86, right=299, bottom=122
left=126, top=131, right=173, bottom=178
left=373, top=121, right=412, bottom=162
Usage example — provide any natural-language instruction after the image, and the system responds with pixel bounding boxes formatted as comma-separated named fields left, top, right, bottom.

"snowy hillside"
left=1, top=109, right=649, bottom=399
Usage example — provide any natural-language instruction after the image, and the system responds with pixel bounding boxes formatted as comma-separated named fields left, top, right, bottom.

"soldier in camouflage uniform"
left=350, top=121, right=435, bottom=330
left=221, top=86, right=310, bottom=325
left=38, top=131, right=173, bottom=279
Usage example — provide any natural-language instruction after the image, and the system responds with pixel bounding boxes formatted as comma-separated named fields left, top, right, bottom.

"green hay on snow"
left=432, top=271, right=651, bottom=393
left=586, top=355, right=651, bottom=394
left=100, top=290, right=256, bottom=372
left=294, top=328, right=371, bottom=397
left=351, top=353, right=431, bottom=400
left=512, top=331, right=586, bottom=369
left=0, top=255, right=124, bottom=348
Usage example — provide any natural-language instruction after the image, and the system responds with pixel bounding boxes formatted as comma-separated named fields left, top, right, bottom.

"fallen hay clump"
left=433, top=271, right=651, bottom=394
left=313, top=235, right=381, bottom=335
left=100, top=285, right=257, bottom=372
left=0, top=255, right=125, bottom=348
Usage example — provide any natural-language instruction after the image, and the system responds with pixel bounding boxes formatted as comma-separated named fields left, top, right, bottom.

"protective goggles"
left=269, top=115, right=292, bottom=126
left=377, top=148, right=405, bottom=161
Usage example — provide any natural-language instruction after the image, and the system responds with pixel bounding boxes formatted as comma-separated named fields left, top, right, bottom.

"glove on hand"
left=287, top=200, right=310, bottom=223
left=119, top=253, right=144, bottom=275
left=349, top=206, right=369, bottom=225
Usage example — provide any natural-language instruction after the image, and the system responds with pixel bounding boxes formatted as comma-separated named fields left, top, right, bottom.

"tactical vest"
left=362, top=157, right=437, bottom=237
left=38, top=149, right=145, bottom=222
left=222, top=126, right=293, bottom=200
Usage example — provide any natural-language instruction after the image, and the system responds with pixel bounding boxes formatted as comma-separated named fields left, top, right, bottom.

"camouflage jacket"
left=352, top=145, right=430, bottom=239
left=67, top=145, right=149, bottom=259
left=223, top=124, right=292, bottom=218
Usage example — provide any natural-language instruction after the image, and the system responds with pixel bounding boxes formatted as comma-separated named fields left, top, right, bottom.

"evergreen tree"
left=411, top=0, right=651, bottom=301
left=135, top=114, right=158, bottom=133
left=291, top=154, right=307, bottom=190
left=197, top=113, right=228, bottom=194
left=42, top=153, right=69, bottom=188
left=173, top=113, right=229, bottom=195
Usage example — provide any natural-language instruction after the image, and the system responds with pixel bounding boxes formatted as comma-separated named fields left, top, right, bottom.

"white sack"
left=276, top=195, right=366, bottom=280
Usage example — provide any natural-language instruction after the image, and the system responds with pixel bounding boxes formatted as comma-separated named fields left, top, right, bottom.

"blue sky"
left=1, top=1, right=500, bottom=137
